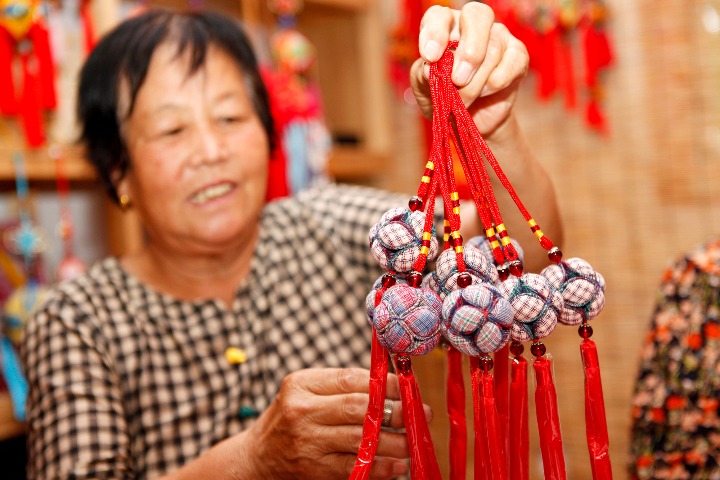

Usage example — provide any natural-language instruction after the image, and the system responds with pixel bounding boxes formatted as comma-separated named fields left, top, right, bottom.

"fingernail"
left=423, top=40, right=442, bottom=62
left=454, top=61, right=473, bottom=86
left=393, top=462, right=409, bottom=475
left=423, top=404, right=433, bottom=422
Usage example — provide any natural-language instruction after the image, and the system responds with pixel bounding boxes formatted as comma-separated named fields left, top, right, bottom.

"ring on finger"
left=382, top=399, right=394, bottom=428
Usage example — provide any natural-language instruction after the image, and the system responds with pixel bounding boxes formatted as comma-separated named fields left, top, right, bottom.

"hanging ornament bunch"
left=352, top=43, right=611, bottom=480
left=262, top=0, right=331, bottom=199
left=0, top=0, right=57, bottom=147
left=484, top=0, right=614, bottom=134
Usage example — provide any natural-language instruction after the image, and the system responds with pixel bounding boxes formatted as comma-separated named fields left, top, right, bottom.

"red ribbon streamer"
left=19, top=51, right=44, bottom=148
left=509, top=355, right=529, bottom=480
left=533, top=357, right=567, bottom=480
left=446, top=347, right=466, bottom=480
left=396, top=355, right=442, bottom=480
left=0, top=28, right=18, bottom=115
left=580, top=339, right=613, bottom=480
left=28, top=23, right=56, bottom=110
left=350, top=331, right=389, bottom=480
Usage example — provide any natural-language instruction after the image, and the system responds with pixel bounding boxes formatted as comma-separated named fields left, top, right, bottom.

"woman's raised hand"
left=411, top=2, right=529, bottom=138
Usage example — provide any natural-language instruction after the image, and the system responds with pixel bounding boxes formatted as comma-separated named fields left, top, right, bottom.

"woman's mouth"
left=189, top=182, right=234, bottom=205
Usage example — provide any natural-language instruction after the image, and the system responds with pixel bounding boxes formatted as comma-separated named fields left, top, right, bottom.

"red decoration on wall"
left=485, top=0, right=614, bottom=134
left=0, top=0, right=57, bottom=148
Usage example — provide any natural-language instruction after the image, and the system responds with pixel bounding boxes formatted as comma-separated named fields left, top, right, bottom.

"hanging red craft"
left=0, top=0, right=56, bottom=148
left=356, top=42, right=612, bottom=480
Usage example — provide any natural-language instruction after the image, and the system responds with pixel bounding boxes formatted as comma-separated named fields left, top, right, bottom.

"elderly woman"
left=21, top=4, right=561, bottom=479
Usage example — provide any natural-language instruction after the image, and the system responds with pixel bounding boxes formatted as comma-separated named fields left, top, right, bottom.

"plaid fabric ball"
left=368, top=208, right=439, bottom=272
left=466, top=235, right=525, bottom=267
left=441, top=283, right=514, bottom=356
left=498, top=273, right=563, bottom=342
left=541, top=257, right=606, bottom=325
left=422, top=245, right=498, bottom=299
left=370, top=284, right=442, bottom=356
left=365, top=275, right=408, bottom=321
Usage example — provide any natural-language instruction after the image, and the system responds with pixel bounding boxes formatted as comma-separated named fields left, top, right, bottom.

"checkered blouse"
left=21, top=184, right=404, bottom=479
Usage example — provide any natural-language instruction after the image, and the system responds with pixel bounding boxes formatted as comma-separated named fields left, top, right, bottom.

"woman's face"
left=118, top=43, right=269, bottom=255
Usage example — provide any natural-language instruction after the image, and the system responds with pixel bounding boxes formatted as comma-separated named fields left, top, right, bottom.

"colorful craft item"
left=52, top=146, right=87, bottom=281
left=263, top=0, right=330, bottom=198
left=0, top=0, right=56, bottom=147
left=353, top=42, right=611, bottom=479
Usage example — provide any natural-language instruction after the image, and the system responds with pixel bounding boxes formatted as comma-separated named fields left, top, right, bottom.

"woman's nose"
left=192, top=122, right=226, bottom=166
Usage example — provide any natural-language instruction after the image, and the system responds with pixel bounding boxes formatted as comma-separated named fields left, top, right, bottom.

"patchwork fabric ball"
left=498, top=273, right=563, bottom=342
left=369, top=208, right=439, bottom=272
left=441, top=283, right=514, bottom=356
left=370, top=284, right=442, bottom=356
left=541, top=257, right=606, bottom=325
left=466, top=235, right=525, bottom=267
left=365, top=274, right=408, bottom=321
left=422, top=244, right=498, bottom=299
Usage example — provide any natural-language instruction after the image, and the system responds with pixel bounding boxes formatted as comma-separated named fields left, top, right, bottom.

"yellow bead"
left=425, top=161, right=434, bottom=169
left=225, top=347, right=248, bottom=365
left=452, top=206, right=460, bottom=214
left=421, top=176, right=431, bottom=183
left=485, top=228, right=496, bottom=237
left=534, top=229, right=545, bottom=239
left=451, top=231, right=461, bottom=239
left=450, top=192, right=459, bottom=201
left=422, top=232, right=433, bottom=240
left=496, top=223, right=507, bottom=233
left=454, top=246, right=464, bottom=254
left=501, top=236, right=511, bottom=246
left=420, top=246, right=430, bottom=255
left=528, top=218, right=538, bottom=227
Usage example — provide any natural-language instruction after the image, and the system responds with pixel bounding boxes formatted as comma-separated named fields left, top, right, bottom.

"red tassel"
left=28, top=23, right=57, bottom=110
left=395, top=354, right=442, bottom=480
left=580, top=339, right=613, bottom=480
left=470, top=357, right=489, bottom=479
left=19, top=51, right=45, bottom=148
left=494, top=344, right=510, bottom=460
left=470, top=357, right=508, bottom=480
left=533, top=356, right=567, bottom=480
left=509, top=353, right=529, bottom=480
left=536, top=27, right=560, bottom=100
left=0, top=28, right=18, bottom=115
left=446, top=347, right=467, bottom=480
left=585, top=98, right=608, bottom=135
left=350, top=331, right=389, bottom=480
left=556, top=33, right=576, bottom=110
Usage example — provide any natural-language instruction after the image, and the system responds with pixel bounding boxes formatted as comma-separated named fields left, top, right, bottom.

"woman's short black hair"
left=78, top=9, right=274, bottom=204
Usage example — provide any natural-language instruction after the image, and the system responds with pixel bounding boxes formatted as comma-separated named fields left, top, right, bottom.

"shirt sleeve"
left=21, top=292, right=135, bottom=479
left=296, top=183, right=407, bottom=282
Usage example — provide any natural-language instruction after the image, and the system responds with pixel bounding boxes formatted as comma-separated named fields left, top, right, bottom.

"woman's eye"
left=219, top=116, right=240, bottom=125
left=159, top=127, right=184, bottom=137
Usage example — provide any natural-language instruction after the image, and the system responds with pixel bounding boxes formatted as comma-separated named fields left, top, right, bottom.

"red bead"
left=578, top=323, right=594, bottom=339
left=381, top=274, right=396, bottom=289
left=450, top=235, right=463, bottom=247
left=530, top=341, right=546, bottom=358
left=509, top=341, right=524, bottom=357
left=509, top=260, right=524, bottom=277
left=548, top=247, right=563, bottom=264
left=395, top=355, right=412, bottom=373
left=497, top=265, right=510, bottom=281
left=408, top=271, right=423, bottom=287
left=457, top=272, right=472, bottom=288
left=478, top=355, right=493, bottom=372
left=409, top=196, right=423, bottom=212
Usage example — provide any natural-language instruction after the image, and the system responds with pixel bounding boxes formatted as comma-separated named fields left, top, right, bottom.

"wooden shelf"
left=0, top=145, right=95, bottom=182
left=327, top=146, right=387, bottom=181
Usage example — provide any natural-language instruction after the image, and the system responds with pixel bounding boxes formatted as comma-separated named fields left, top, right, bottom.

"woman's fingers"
left=453, top=2, right=495, bottom=86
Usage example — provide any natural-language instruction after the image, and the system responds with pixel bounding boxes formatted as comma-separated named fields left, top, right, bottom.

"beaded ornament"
left=352, top=43, right=611, bottom=480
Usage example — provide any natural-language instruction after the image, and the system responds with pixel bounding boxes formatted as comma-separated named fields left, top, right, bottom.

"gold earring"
left=119, top=194, right=131, bottom=209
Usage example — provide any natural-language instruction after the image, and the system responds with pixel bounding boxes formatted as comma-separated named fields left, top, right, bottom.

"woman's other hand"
left=410, top=2, right=529, bottom=138
left=244, top=367, right=426, bottom=479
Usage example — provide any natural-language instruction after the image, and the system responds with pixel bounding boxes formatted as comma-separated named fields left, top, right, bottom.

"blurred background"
left=1, top=0, right=719, bottom=478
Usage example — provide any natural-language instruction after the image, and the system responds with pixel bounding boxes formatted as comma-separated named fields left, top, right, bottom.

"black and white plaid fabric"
left=21, top=184, right=405, bottom=479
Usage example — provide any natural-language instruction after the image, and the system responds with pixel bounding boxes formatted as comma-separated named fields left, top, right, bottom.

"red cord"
left=510, top=354, right=529, bottom=480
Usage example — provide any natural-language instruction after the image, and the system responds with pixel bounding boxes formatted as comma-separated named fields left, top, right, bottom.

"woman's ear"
left=114, top=173, right=132, bottom=209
